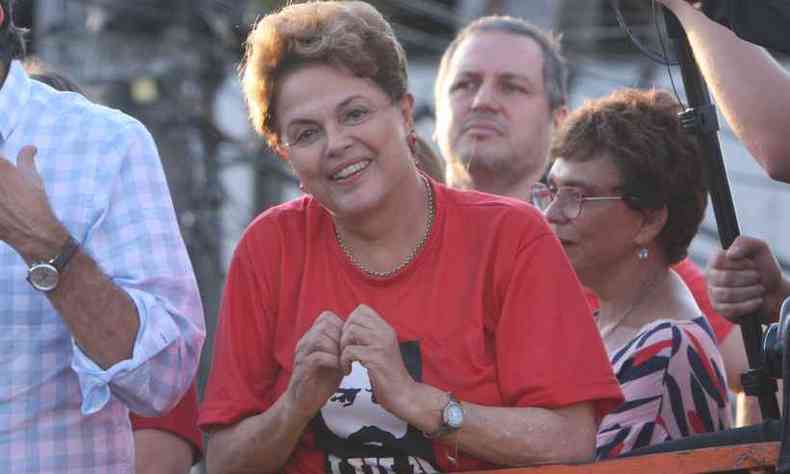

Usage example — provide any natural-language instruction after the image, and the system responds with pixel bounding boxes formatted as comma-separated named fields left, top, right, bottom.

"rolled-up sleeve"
left=69, top=119, right=205, bottom=416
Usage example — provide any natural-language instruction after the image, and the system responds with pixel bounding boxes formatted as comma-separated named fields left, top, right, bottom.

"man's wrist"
left=13, top=223, right=70, bottom=264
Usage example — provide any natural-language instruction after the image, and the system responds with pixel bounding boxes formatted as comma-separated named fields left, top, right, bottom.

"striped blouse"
left=596, top=317, right=732, bottom=459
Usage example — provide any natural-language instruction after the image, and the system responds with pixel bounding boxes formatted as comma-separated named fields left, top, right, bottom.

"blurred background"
left=15, top=2, right=789, bottom=467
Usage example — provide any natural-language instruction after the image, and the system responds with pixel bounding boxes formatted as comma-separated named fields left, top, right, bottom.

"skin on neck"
left=333, top=170, right=430, bottom=274
left=588, top=248, right=668, bottom=328
left=468, top=164, right=545, bottom=201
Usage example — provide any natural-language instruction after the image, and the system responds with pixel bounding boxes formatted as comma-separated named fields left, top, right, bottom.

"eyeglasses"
left=530, top=182, right=625, bottom=220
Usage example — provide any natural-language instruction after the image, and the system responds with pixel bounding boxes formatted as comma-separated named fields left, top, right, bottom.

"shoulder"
left=437, top=182, right=541, bottom=217
left=434, top=182, right=551, bottom=241
left=237, top=195, right=321, bottom=255
left=27, top=80, right=149, bottom=149
left=616, top=317, right=719, bottom=366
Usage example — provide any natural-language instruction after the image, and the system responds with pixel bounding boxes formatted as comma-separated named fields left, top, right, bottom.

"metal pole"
left=663, top=8, right=780, bottom=420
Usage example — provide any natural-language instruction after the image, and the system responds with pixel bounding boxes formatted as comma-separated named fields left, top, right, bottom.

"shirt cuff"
left=70, top=287, right=178, bottom=415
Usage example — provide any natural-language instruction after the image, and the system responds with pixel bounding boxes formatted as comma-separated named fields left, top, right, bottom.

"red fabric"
left=673, top=258, right=735, bottom=344
left=130, top=382, right=202, bottom=460
left=632, top=339, right=673, bottom=367
left=198, top=181, right=623, bottom=473
left=585, top=258, right=735, bottom=345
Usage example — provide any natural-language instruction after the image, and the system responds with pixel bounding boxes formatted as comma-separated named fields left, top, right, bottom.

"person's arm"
left=0, top=146, right=138, bottom=368
left=206, top=311, right=345, bottom=473
left=200, top=234, right=315, bottom=474
left=1, top=124, right=205, bottom=417
left=134, top=429, right=194, bottom=474
left=132, top=382, right=202, bottom=473
left=206, top=391, right=317, bottom=474
left=658, top=0, right=790, bottom=181
left=339, top=304, right=597, bottom=466
left=404, top=389, right=597, bottom=465
left=407, top=389, right=597, bottom=466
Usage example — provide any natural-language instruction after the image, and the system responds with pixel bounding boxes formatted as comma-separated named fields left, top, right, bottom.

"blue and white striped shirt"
left=0, top=61, right=205, bottom=473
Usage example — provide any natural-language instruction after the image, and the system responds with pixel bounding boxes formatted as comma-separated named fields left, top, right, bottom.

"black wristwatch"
left=27, top=235, right=81, bottom=292
left=423, top=393, right=464, bottom=439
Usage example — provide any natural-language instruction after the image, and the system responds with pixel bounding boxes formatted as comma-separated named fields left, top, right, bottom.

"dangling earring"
left=638, top=247, right=649, bottom=260
left=298, top=182, right=305, bottom=192
left=407, top=129, right=417, bottom=156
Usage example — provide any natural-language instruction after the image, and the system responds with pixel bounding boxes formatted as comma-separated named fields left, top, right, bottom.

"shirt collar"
left=0, top=60, right=32, bottom=143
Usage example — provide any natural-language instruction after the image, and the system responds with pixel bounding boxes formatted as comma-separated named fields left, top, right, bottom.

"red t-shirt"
left=198, top=181, right=623, bottom=473
left=130, top=382, right=203, bottom=460
left=585, top=258, right=734, bottom=345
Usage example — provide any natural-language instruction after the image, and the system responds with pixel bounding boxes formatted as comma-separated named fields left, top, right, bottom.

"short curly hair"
left=240, top=1, right=408, bottom=148
left=550, top=88, right=707, bottom=264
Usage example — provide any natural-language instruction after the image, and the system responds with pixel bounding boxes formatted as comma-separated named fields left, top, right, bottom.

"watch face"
left=29, top=263, right=59, bottom=292
left=445, top=403, right=464, bottom=428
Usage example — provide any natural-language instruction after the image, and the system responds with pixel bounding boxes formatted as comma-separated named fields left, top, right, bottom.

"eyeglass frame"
left=530, top=182, right=634, bottom=220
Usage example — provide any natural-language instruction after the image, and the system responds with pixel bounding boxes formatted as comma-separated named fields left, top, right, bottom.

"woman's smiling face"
left=275, top=63, right=415, bottom=219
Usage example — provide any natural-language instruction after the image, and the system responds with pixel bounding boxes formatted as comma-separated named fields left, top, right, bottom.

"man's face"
left=435, top=31, right=557, bottom=189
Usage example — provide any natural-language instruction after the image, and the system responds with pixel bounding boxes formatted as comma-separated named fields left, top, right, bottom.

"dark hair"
left=0, top=0, right=26, bottom=65
left=550, top=88, right=707, bottom=264
left=240, top=1, right=408, bottom=148
left=435, top=16, right=567, bottom=113
left=413, top=134, right=445, bottom=183
left=25, top=59, right=85, bottom=95
left=30, top=71, right=84, bottom=94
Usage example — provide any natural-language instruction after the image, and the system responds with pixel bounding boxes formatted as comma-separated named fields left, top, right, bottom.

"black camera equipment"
left=702, top=0, right=790, bottom=55
left=761, top=302, right=790, bottom=381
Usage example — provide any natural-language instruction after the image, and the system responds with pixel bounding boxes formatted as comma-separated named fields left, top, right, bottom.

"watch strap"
left=50, top=235, right=80, bottom=272
left=423, top=392, right=462, bottom=439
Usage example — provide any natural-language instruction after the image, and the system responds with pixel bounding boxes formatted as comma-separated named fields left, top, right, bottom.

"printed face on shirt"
left=274, top=63, right=417, bottom=220
left=312, top=341, right=438, bottom=474
left=321, top=361, right=408, bottom=443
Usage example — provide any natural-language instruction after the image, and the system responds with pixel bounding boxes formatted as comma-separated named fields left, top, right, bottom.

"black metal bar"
left=662, top=8, right=780, bottom=420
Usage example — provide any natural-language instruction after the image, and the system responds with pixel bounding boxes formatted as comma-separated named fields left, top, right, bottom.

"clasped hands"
left=286, top=303, right=415, bottom=420
left=0, top=145, right=67, bottom=260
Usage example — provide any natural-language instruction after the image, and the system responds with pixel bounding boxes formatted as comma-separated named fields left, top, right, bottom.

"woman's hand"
left=339, top=304, right=416, bottom=415
left=286, top=311, right=345, bottom=419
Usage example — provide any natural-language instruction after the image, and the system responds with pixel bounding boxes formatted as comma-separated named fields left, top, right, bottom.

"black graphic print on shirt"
left=313, top=341, right=438, bottom=474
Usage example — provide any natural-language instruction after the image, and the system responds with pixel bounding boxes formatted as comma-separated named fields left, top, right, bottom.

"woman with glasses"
left=197, top=2, right=623, bottom=473
left=533, top=88, right=731, bottom=459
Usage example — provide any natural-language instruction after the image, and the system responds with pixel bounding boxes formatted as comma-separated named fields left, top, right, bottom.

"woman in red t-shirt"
left=197, top=2, right=623, bottom=473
